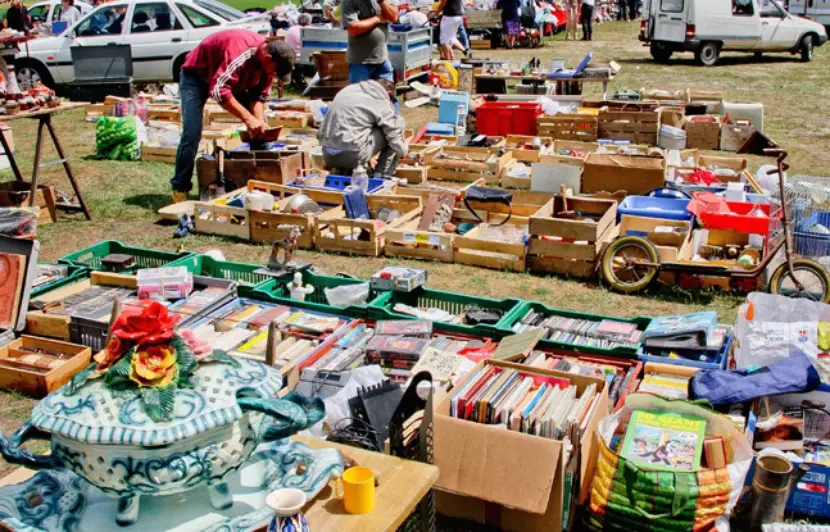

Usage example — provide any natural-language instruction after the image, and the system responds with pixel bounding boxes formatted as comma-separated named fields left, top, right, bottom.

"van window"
left=660, top=0, right=684, bottom=12
left=733, top=0, right=754, bottom=16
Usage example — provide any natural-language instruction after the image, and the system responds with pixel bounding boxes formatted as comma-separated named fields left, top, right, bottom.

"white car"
left=27, top=0, right=94, bottom=26
left=16, top=0, right=270, bottom=88
left=640, top=0, right=828, bottom=66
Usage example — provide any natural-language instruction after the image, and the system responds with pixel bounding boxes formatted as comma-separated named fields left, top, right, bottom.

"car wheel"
left=695, top=41, right=720, bottom=66
left=800, top=35, right=814, bottom=62
left=650, top=41, right=673, bottom=63
left=15, top=60, right=54, bottom=90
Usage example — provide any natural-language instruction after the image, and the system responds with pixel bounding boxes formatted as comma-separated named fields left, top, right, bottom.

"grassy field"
left=0, top=20, right=827, bottom=475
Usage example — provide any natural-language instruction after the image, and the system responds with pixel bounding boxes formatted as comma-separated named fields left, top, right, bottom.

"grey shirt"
left=341, top=0, right=388, bottom=65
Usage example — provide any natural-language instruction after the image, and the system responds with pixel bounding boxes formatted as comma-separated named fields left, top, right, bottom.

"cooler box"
left=476, top=102, right=542, bottom=136
left=617, top=196, right=693, bottom=223
left=438, top=90, right=470, bottom=124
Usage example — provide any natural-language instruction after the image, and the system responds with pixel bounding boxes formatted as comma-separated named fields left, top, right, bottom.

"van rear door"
left=654, top=0, right=689, bottom=42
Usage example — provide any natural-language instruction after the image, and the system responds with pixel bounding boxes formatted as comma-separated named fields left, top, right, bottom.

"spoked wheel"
left=601, top=236, right=661, bottom=294
left=768, top=259, right=830, bottom=303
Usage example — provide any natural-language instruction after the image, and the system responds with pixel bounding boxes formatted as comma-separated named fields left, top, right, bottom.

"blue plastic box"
left=637, top=331, right=733, bottom=370
left=617, top=195, right=693, bottom=223
left=287, top=174, right=386, bottom=194
left=438, top=90, right=470, bottom=125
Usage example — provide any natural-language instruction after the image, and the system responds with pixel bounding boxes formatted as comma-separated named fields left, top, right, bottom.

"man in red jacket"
left=170, top=29, right=295, bottom=202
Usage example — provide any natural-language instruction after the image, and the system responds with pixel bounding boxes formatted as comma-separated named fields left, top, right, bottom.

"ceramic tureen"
left=0, top=301, right=324, bottom=527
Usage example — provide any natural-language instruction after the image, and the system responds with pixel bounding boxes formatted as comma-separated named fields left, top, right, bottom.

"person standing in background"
left=6, top=0, right=29, bottom=32
left=59, top=0, right=81, bottom=26
left=581, top=0, right=594, bottom=40
left=497, top=0, right=521, bottom=48
left=285, top=13, right=311, bottom=58
left=628, top=0, right=638, bottom=20
left=341, top=0, right=399, bottom=83
left=565, top=0, right=578, bottom=41
left=432, top=0, right=467, bottom=59
left=617, top=0, right=627, bottom=20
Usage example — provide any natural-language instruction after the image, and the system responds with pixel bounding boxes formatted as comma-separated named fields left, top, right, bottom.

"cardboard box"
left=582, top=153, right=666, bottom=196
left=684, top=116, right=721, bottom=150
left=196, top=150, right=305, bottom=191
left=433, top=359, right=609, bottom=531
left=720, top=118, right=754, bottom=152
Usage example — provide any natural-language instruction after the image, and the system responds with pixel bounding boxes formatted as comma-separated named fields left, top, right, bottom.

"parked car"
left=15, top=0, right=270, bottom=88
left=786, top=0, right=830, bottom=30
left=26, top=0, right=94, bottom=26
left=640, top=0, right=827, bottom=66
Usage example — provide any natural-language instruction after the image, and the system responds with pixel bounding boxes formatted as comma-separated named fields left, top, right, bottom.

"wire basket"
left=784, top=175, right=830, bottom=269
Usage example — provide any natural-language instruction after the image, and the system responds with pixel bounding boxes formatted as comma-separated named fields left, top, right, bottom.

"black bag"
left=520, top=1, right=537, bottom=28
left=463, top=186, right=513, bottom=226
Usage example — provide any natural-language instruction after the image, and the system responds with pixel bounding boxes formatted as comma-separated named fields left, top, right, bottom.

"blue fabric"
left=457, top=22, right=469, bottom=49
left=689, top=350, right=821, bottom=406
left=348, top=60, right=394, bottom=83
left=170, top=72, right=209, bottom=193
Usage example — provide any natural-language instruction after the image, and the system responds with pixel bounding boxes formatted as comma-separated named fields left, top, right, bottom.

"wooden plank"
left=528, top=238, right=600, bottom=261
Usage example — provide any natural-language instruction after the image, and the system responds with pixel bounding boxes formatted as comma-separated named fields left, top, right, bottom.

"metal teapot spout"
left=0, top=421, right=61, bottom=470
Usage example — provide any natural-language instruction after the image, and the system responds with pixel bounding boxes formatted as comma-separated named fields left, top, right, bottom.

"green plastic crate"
left=30, top=263, right=89, bottom=298
left=59, top=240, right=192, bottom=273
left=500, top=301, right=651, bottom=358
left=368, top=288, right=524, bottom=336
left=168, top=254, right=272, bottom=297
left=252, top=270, right=379, bottom=318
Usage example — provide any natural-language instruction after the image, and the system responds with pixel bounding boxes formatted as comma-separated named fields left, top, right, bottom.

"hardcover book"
left=620, top=410, right=706, bottom=471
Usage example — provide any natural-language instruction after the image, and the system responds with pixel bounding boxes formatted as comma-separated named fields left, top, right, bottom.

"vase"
left=266, top=488, right=310, bottom=532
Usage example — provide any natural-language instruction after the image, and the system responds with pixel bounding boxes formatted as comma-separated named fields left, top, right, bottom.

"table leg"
left=43, top=114, right=91, bottom=220
left=28, top=118, right=46, bottom=207
left=0, top=123, right=23, bottom=182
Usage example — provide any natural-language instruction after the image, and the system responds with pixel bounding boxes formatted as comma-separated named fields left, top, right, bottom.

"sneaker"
left=171, top=191, right=188, bottom=203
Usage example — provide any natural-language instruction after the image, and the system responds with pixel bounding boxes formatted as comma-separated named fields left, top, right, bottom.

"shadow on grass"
left=615, top=54, right=800, bottom=67
left=124, top=193, right=171, bottom=212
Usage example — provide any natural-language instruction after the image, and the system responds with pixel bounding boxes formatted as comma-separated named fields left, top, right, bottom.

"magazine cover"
left=620, top=410, right=706, bottom=471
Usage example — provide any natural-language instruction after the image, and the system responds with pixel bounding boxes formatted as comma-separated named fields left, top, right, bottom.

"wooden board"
left=157, top=200, right=197, bottom=222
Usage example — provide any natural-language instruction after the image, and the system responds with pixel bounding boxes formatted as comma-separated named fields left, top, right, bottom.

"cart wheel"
left=768, top=259, right=830, bottom=303
left=601, top=236, right=661, bottom=294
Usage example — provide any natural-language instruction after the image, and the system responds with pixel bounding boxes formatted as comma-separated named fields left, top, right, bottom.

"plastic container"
left=287, top=174, right=386, bottom=194
left=658, top=124, right=687, bottom=150
left=168, top=254, right=275, bottom=295
left=637, top=329, right=733, bottom=370
left=698, top=201, right=778, bottom=235
left=617, top=195, right=693, bottom=223
left=438, top=90, right=470, bottom=124
left=253, top=270, right=383, bottom=317
left=499, top=301, right=651, bottom=358
left=137, top=266, right=194, bottom=300
left=476, top=101, right=542, bottom=136
left=30, top=263, right=88, bottom=298
left=58, top=240, right=192, bottom=272
left=368, top=287, right=524, bottom=335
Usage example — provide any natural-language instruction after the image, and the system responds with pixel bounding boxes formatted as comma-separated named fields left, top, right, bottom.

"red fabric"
left=182, top=29, right=273, bottom=104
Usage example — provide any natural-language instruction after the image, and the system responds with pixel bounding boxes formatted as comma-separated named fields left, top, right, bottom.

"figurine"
left=268, top=226, right=301, bottom=270
left=287, top=272, right=314, bottom=301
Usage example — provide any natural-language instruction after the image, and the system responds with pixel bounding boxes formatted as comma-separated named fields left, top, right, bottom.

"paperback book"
left=620, top=410, right=706, bottom=471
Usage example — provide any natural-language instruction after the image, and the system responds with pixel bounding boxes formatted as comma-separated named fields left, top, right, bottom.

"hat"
left=266, top=40, right=296, bottom=84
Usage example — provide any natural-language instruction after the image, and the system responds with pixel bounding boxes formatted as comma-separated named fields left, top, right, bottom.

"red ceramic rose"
left=111, top=300, right=179, bottom=346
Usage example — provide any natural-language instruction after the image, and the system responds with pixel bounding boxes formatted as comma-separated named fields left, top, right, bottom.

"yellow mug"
left=335, top=466, right=375, bottom=514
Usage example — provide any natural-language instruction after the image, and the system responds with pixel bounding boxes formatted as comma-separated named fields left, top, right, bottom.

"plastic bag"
left=110, top=96, right=148, bottom=123
left=0, top=206, right=38, bottom=237
left=324, top=282, right=370, bottom=307
left=95, top=116, right=141, bottom=161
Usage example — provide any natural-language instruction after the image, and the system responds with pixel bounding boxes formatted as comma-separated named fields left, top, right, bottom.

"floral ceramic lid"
left=29, top=301, right=283, bottom=447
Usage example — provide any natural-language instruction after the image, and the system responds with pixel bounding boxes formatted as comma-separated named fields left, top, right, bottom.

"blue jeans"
left=457, top=22, right=469, bottom=50
left=170, top=71, right=209, bottom=193
left=348, top=60, right=394, bottom=84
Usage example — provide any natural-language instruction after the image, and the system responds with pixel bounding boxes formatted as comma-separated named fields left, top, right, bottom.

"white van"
left=786, top=0, right=830, bottom=29
left=640, top=0, right=828, bottom=66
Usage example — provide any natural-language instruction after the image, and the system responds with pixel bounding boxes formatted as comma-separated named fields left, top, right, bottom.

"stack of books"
left=449, top=365, right=599, bottom=442
left=512, top=311, right=643, bottom=349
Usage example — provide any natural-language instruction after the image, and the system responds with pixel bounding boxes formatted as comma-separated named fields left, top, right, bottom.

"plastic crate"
left=30, top=264, right=88, bottom=298
left=252, top=270, right=379, bottom=318
left=287, top=175, right=386, bottom=194
left=617, top=196, right=692, bottom=223
left=438, top=90, right=470, bottom=124
left=697, top=201, right=778, bottom=235
left=167, top=254, right=273, bottom=297
left=500, top=301, right=651, bottom=358
left=70, top=317, right=108, bottom=353
left=476, top=101, right=542, bottom=136
left=637, top=329, right=733, bottom=370
left=59, top=240, right=192, bottom=272
left=368, top=287, right=524, bottom=335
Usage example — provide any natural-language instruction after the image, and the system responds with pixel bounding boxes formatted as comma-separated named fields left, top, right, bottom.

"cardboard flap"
left=434, top=414, right=562, bottom=514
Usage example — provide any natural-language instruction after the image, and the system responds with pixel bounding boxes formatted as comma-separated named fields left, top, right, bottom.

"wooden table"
left=475, top=73, right=615, bottom=99
left=0, top=102, right=91, bottom=220
left=0, top=435, right=439, bottom=532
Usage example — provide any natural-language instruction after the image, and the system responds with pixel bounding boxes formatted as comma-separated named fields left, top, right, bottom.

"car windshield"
left=193, top=0, right=244, bottom=21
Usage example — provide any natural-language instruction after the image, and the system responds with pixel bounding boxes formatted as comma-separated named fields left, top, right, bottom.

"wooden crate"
left=0, top=182, right=56, bottom=224
left=141, top=145, right=177, bottom=163
left=314, top=195, right=422, bottom=256
left=84, top=103, right=113, bottom=119
left=394, top=165, right=428, bottom=184
left=267, top=111, right=311, bottom=129
left=202, top=126, right=244, bottom=152
left=598, top=106, right=660, bottom=145
left=279, top=128, right=319, bottom=149
left=385, top=217, right=455, bottom=263
left=146, top=106, right=181, bottom=122
left=428, top=149, right=513, bottom=184
left=246, top=180, right=345, bottom=249
left=499, top=172, right=531, bottom=190
left=470, top=38, right=492, bottom=50
left=454, top=219, right=528, bottom=272
left=537, top=114, right=598, bottom=142
left=526, top=256, right=597, bottom=278
left=0, top=335, right=91, bottom=398
left=462, top=187, right=552, bottom=220
left=193, top=198, right=251, bottom=240
left=505, top=135, right=554, bottom=163
left=399, top=144, right=442, bottom=166
left=27, top=272, right=136, bottom=341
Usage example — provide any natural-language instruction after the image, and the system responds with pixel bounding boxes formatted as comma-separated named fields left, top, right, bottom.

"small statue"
left=287, top=272, right=314, bottom=301
left=268, top=226, right=301, bottom=270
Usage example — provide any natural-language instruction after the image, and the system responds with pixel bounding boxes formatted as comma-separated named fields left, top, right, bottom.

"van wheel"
left=800, top=35, right=814, bottom=62
left=650, top=42, right=673, bottom=63
left=695, top=42, right=720, bottom=66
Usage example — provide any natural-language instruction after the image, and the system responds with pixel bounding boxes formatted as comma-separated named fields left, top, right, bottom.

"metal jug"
left=743, top=454, right=809, bottom=531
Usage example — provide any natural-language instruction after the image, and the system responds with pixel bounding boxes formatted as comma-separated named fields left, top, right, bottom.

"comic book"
left=620, top=410, right=706, bottom=471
